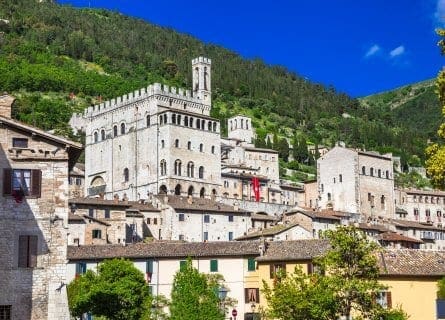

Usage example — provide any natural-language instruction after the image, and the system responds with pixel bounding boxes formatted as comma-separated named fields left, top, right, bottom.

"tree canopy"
left=67, top=258, right=152, bottom=320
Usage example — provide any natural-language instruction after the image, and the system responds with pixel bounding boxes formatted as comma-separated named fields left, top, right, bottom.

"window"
left=386, top=170, right=389, bottom=179
left=197, top=119, right=200, bottom=129
left=93, top=131, right=98, bottom=143
left=161, top=140, right=165, bottom=148
left=3, top=169, right=41, bottom=197
left=213, top=122, right=217, bottom=131
left=123, top=168, right=129, bottom=182
left=120, top=123, right=125, bottom=134
left=160, top=160, right=167, bottom=176
left=187, top=162, right=194, bottom=177
left=228, top=215, right=234, bottom=222
left=113, top=125, right=118, bottom=137
left=327, top=193, right=331, bottom=201
left=211, top=146, right=215, bottom=154
left=321, top=184, right=324, bottom=192
left=199, top=143, right=203, bottom=152
left=146, top=260, right=153, bottom=283
left=18, top=235, right=37, bottom=268
left=189, top=117, right=194, bottom=127
left=198, top=166, right=204, bottom=179
left=187, top=141, right=191, bottom=150
left=245, top=288, right=260, bottom=304
left=146, top=115, right=150, bottom=127
left=201, top=120, right=205, bottom=130
left=153, top=218, right=158, bottom=225
left=177, top=115, right=181, bottom=124
left=247, top=258, right=256, bottom=271
left=92, top=229, right=102, bottom=239
left=270, top=263, right=286, bottom=278
left=147, top=218, right=151, bottom=224
left=101, top=129, right=105, bottom=141
left=0, top=305, right=11, bottom=320
left=12, top=137, right=28, bottom=148
left=175, top=139, right=179, bottom=148
left=208, top=121, right=212, bottom=131
left=75, top=178, right=82, bottom=186
left=339, top=174, right=342, bottom=182
left=380, top=195, right=385, bottom=210
left=163, top=114, right=167, bottom=124
left=376, top=291, right=392, bottom=309
left=210, top=259, right=218, bottom=272
left=378, top=169, right=381, bottom=178
left=179, top=213, right=185, bottom=221
left=184, top=116, right=189, bottom=126
left=75, top=262, right=87, bottom=277
left=172, top=114, right=176, bottom=124
left=204, top=231, right=209, bottom=241
left=362, top=166, right=366, bottom=175
left=204, top=215, right=210, bottom=223
left=179, top=234, right=185, bottom=241
left=179, top=260, right=187, bottom=271
left=228, top=231, right=233, bottom=240
left=104, top=209, right=110, bottom=219
left=174, top=159, right=182, bottom=176
left=88, top=208, right=94, bottom=217
left=370, top=168, right=374, bottom=176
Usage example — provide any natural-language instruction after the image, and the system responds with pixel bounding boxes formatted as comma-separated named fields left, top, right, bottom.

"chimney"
left=0, top=94, right=15, bottom=118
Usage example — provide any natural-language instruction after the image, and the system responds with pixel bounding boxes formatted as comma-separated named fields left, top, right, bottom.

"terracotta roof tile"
left=256, top=239, right=330, bottom=262
left=235, top=223, right=304, bottom=240
left=155, top=195, right=250, bottom=214
left=378, top=250, right=445, bottom=276
left=377, top=232, right=423, bottom=243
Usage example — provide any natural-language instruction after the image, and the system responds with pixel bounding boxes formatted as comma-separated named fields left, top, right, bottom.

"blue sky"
left=57, top=0, right=445, bottom=97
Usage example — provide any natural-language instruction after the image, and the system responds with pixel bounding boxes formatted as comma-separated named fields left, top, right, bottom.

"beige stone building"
left=0, top=94, right=82, bottom=319
left=68, top=162, right=84, bottom=198
left=317, top=145, right=395, bottom=219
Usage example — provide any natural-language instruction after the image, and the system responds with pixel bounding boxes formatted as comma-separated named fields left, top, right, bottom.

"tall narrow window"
left=210, top=259, right=218, bottom=272
left=197, top=119, right=200, bottom=129
left=160, top=160, right=167, bottom=176
left=172, top=114, right=176, bottom=124
left=187, top=141, right=191, bottom=150
left=101, top=129, right=105, bottom=141
left=123, top=168, right=129, bottom=182
left=93, top=131, right=98, bottom=143
left=199, top=166, right=204, bottom=179
left=187, top=162, right=194, bottom=177
left=213, top=122, right=217, bottom=131
left=175, top=139, right=179, bottom=148
left=189, top=117, right=194, bottom=127
left=199, top=143, right=203, bottom=152
left=208, top=121, right=212, bottom=131
left=113, top=125, right=118, bottom=137
left=211, top=146, right=215, bottom=154
left=362, top=166, right=366, bottom=175
left=146, top=115, right=150, bottom=127
left=18, top=235, right=38, bottom=268
left=174, top=160, right=182, bottom=176
left=370, top=168, right=374, bottom=176
left=120, top=123, right=125, bottom=134
left=184, top=116, right=189, bottom=126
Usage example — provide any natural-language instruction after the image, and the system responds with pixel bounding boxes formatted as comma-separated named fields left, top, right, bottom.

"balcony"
left=420, top=231, right=435, bottom=240
left=88, top=185, right=106, bottom=197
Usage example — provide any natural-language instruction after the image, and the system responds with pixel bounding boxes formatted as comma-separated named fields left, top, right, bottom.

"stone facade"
left=68, top=163, right=85, bottom=198
left=0, top=96, right=82, bottom=319
left=317, top=146, right=395, bottom=219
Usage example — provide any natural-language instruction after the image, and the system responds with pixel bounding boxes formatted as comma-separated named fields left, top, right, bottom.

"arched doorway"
left=188, top=186, right=194, bottom=196
left=159, top=185, right=167, bottom=194
left=175, top=184, right=182, bottom=195
left=200, top=187, right=205, bottom=198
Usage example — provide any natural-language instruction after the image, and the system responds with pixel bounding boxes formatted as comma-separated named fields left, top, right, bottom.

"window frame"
left=12, top=137, right=28, bottom=148
left=210, top=259, right=218, bottom=272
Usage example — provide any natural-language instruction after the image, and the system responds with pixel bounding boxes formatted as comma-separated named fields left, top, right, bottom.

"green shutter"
left=210, top=259, right=218, bottom=272
left=179, top=260, right=187, bottom=271
left=247, top=258, right=256, bottom=271
left=146, top=260, right=153, bottom=273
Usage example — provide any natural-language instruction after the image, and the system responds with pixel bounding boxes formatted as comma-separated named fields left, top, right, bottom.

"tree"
left=263, top=226, right=408, bottom=320
left=67, top=258, right=152, bottom=320
left=169, top=259, right=224, bottom=320
left=276, top=138, right=290, bottom=162
left=426, top=28, right=445, bottom=190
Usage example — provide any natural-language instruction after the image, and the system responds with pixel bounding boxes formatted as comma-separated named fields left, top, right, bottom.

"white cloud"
left=389, top=45, right=405, bottom=58
left=435, top=0, right=445, bottom=26
left=364, top=44, right=381, bottom=58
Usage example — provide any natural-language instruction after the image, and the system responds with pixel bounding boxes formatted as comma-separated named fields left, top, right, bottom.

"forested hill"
left=0, top=0, right=439, bottom=169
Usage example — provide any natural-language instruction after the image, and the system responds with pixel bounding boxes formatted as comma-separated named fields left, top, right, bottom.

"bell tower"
left=192, top=57, right=211, bottom=106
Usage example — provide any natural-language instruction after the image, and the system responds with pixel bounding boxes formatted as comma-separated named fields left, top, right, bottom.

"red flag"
left=252, top=177, right=260, bottom=202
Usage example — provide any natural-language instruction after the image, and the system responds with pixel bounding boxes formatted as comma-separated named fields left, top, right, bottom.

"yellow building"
left=253, top=241, right=445, bottom=320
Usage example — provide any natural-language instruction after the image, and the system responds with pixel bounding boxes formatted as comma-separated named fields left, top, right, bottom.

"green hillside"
left=0, top=0, right=441, bottom=175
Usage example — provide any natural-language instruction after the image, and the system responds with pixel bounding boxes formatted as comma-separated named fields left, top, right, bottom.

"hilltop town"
left=1, top=55, right=445, bottom=320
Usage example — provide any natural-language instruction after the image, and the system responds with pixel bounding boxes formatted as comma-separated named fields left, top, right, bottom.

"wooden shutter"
left=3, top=168, right=11, bottom=195
left=386, top=291, right=392, bottom=308
left=28, top=235, right=38, bottom=267
left=307, top=263, right=313, bottom=274
left=256, top=288, right=260, bottom=303
left=270, top=264, right=274, bottom=278
left=18, top=235, right=28, bottom=267
left=31, top=170, right=41, bottom=198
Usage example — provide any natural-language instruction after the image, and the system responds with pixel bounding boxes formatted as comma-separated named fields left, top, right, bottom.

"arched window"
left=194, top=67, right=199, bottom=91
left=174, top=159, right=182, bottom=176
left=381, top=195, right=385, bottom=209
left=241, top=119, right=244, bottom=129
left=201, top=119, right=205, bottom=130
left=370, top=168, right=374, bottom=176
left=189, top=117, right=193, bottom=127
left=93, top=131, right=98, bottom=143
left=230, top=121, right=233, bottom=130
left=146, top=115, right=150, bottom=127
left=184, top=116, right=189, bottom=127
left=212, top=189, right=217, bottom=196
left=327, top=193, right=331, bottom=201
left=177, top=115, right=181, bottom=125
left=362, top=166, right=366, bottom=175
left=197, top=119, right=201, bottom=129
left=159, top=185, right=167, bottom=194
left=187, top=162, right=194, bottom=177
left=120, top=123, right=126, bottom=134
left=386, top=170, right=389, bottom=179
left=175, top=139, right=179, bottom=148
left=160, top=160, right=167, bottom=176
left=200, top=187, right=205, bottom=198
left=378, top=169, right=381, bottom=178
left=213, top=122, right=217, bottom=131
left=100, top=129, right=105, bottom=141
left=159, top=115, right=163, bottom=125
left=211, top=146, right=215, bottom=154
left=175, top=184, right=181, bottom=195
left=113, top=125, right=118, bottom=137
left=161, top=140, right=165, bottom=148
left=199, top=143, right=203, bottom=152
left=204, top=66, right=208, bottom=90
left=163, top=114, right=167, bottom=124
left=172, top=114, right=176, bottom=124
left=188, top=185, right=194, bottom=196
left=246, top=121, right=249, bottom=130
left=123, top=168, right=129, bottom=182
left=187, top=141, right=191, bottom=150
left=207, top=121, right=212, bottom=131
left=198, top=166, right=204, bottom=179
